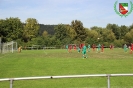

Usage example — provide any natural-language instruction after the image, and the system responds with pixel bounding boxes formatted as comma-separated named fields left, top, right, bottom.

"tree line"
left=0, top=17, right=133, bottom=48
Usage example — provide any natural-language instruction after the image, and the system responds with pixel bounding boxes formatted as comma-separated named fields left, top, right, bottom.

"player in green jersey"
left=82, top=45, right=87, bottom=59
left=123, top=44, right=128, bottom=52
left=88, top=44, right=91, bottom=52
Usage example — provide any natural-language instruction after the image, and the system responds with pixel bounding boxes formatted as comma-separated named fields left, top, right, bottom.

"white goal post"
left=1, top=41, right=18, bottom=54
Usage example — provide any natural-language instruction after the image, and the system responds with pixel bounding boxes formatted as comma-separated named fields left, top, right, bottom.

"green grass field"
left=0, top=48, right=133, bottom=88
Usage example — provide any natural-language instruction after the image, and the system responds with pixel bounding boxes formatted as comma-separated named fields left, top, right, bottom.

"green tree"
left=106, top=23, right=112, bottom=30
left=0, top=19, right=7, bottom=42
left=23, top=18, right=40, bottom=42
left=129, top=24, right=133, bottom=31
left=124, top=29, right=133, bottom=43
left=86, top=30, right=99, bottom=44
left=91, top=26, right=103, bottom=33
left=119, top=25, right=129, bottom=39
left=65, top=25, right=76, bottom=43
left=0, top=17, right=23, bottom=42
left=107, top=32, right=116, bottom=42
left=30, top=37, right=44, bottom=45
left=54, top=24, right=68, bottom=44
left=106, top=24, right=120, bottom=40
left=42, top=30, right=48, bottom=38
left=71, top=20, right=87, bottom=43
left=114, top=39, right=125, bottom=47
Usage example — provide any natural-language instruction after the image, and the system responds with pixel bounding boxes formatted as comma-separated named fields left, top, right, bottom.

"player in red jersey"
left=68, top=45, right=72, bottom=53
left=92, top=44, right=96, bottom=51
left=130, top=43, right=133, bottom=54
left=101, top=44, right=104, bottom=52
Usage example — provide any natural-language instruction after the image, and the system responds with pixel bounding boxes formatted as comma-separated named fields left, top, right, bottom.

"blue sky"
left=0, top=0, right=133, bottom=28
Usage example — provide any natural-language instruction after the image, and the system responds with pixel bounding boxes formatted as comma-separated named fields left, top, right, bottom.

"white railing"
left=0, top=74, right=133, bottom=88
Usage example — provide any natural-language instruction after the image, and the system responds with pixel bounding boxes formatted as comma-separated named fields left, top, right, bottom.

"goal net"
left=1, top=41, right=18, bottom=54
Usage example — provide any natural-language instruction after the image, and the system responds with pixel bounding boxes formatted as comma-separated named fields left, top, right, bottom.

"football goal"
left=1, top=41, right=18, bottom=54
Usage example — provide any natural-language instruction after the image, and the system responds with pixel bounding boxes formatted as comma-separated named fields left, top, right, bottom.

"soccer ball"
left=97, top=38, right=100, bottom=40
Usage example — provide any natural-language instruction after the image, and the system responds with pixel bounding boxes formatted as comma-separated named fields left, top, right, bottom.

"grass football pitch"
left=0, top=48, right=133, bottom=88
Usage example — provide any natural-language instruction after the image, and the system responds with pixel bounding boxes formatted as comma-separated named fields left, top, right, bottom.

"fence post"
left=107, top=75, right=110, bottom=88
left=12, top=41, right=13, bottom=53
left=10, top=79, right=13, bottom=88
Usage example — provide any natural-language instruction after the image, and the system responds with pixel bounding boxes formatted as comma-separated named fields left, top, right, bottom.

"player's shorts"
left=98, top=48, right=101, bottom=50
left=82, top=51, right=86, bottom=54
